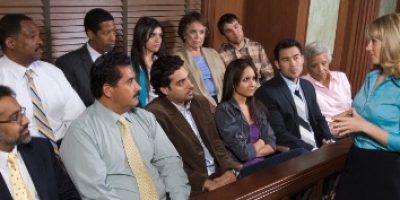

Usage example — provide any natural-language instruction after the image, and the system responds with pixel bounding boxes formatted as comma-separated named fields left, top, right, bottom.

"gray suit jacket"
left=55, top=44, right=94, bottom=107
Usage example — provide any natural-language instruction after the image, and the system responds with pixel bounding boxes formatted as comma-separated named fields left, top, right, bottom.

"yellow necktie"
left=7, top=153, right=33, bottom=200
left=118, top=117, right=158, bottom=200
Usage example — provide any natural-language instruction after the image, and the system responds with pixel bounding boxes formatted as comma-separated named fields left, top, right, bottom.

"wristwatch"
left=230, top=168, right=240, bottom=177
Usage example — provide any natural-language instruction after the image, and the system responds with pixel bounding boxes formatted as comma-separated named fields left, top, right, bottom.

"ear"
left=103, top=84, right=113, bottom=98
left=160, top=87, right=169, bottom=96
left=5, top=37, right=16, bottom=50
left=274, top=60, right=280, bottom=70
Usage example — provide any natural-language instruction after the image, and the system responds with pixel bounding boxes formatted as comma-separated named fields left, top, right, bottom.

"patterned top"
left=219, top=37, right=274, bottom=83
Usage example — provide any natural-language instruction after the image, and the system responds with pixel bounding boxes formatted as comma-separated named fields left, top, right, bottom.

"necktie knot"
left=25, top=69, right=34, bottom=80
left=294, top=89, right=302, bottom=100
left=7, top=153, right=17, bottom=168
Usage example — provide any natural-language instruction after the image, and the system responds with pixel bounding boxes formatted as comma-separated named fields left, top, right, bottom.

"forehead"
left=0, top=96, right=19, bottom=117
left=170, top=67, right=187, bottom=82
left=223, top=20, right=240, bottom=30
left=118, top=65, right=134, bottom=78
left=98, top=20, right=115, bottom=30
left=19, top=20, right=39, bottom=33
left=187, top=21, right=206, bottom=30
left=279, top=46, right=302, bottom=58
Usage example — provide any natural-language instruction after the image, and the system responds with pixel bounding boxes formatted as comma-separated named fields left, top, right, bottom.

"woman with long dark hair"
left=215, top=58, right=304, bottom=176
left=130, top=17, right=165, bottom=107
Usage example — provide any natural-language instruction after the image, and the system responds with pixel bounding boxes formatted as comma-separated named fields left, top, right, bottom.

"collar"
left=369, top=69, right=400, bottom=88
left=0, top=146, right=18, bottom=169
left=92, top=100, right=132, bottom=126
left=304, top=72, right=337, bottom=88
left=2, top=55, right=37, bottom=81
left=171, top=100, right=192, bottom=113
left=86, top=42, right=102, bottom=62
left=222, top=37, right=250, bottom=51
left=280, top=73, right=300, bottom=93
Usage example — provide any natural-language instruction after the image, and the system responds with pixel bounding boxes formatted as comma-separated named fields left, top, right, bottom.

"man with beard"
left=218, top=13, right=274, bottom=83
left=255, top=38, right=333, bottom=151
left=0, top=14, right=85, bottom=148
left=146, top=55, right=241, bottom=195
left=0, top=85, right=81, bottom=200
left=60, top=52, right=190, bottom=200
left=56, top=8, right=117, bottom=106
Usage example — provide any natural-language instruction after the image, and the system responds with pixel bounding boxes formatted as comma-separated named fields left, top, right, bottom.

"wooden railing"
left=191, top=138, right=352, bottom=200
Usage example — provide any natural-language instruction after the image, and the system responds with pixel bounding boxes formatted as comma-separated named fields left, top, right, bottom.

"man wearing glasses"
left=0, top=85, right=81, bottom=200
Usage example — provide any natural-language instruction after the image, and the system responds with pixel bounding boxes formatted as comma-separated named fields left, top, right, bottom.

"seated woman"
left=176, top=11, right=225, bottom=106
left=302, top=41, right=352, bottom=132
left=215, top=58, right=305, bottom=177
left=130, top=17, right=165, bottom=107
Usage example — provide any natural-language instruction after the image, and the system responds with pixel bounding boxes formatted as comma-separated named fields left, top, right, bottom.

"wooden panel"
left=191, top=138, right=352, bottom=200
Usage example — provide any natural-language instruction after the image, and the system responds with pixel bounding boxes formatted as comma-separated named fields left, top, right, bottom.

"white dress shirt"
left=0, top=55, right=85, bottom=140
left=87, top=42, right=102, bottom=62
left=0, top=147, right=39, bottom=200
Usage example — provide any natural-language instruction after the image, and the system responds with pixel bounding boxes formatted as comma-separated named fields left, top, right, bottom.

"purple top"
left=244, top=123, right=265, bottom=167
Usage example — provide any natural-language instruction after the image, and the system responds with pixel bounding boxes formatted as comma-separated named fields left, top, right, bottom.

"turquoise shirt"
left=138, top=67, right=148, bottom=107
left=353, top=70, right=400, bottom=151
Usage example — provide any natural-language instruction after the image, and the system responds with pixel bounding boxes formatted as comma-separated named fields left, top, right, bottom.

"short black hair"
left=0, top=85, right=15, bottom=99
left=217, top=13, right=239, bottom=35
left=90, top=52, right=131, bottom=99
left=150, top=55, right=184, bottom=96
left=84, top=8, right=114, bottom=35
left=274, top=38, right=304, bottom=61
left=0, top=14, right=32, bottom=50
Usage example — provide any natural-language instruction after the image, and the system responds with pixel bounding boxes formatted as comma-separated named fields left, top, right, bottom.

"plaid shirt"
left=219, top=37, right=274, bottom=83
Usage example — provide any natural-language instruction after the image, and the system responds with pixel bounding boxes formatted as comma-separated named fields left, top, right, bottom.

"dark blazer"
left=0, top=138, right=81, bottom=200
left=255, top=75, right=333, bottom=151
left=55, top=44, right=94, bottom=107
left=146, top=95, right=240, bottom=193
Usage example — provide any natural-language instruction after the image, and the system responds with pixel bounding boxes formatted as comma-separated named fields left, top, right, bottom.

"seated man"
left=218, top=13, right=274, bottom=83
left=0, top=14, right=85, bottom=147
left=56, top=8, right=116, bottom=107
left=255, top=38, right=333, bottom=151
left=146, top=55, right=242, bottom=195
left=0, top=85, right=80, bottom=200
left=60, top=52, right=190, bottom=200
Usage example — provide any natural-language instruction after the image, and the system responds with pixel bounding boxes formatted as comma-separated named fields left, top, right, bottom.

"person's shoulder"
left=146, top=97, right=167, bottom=113
left=34, top=60, right=64, bottom=74
left=202, top=47, right=219, bottom=55
left=56, top=45, right=86, bottom=61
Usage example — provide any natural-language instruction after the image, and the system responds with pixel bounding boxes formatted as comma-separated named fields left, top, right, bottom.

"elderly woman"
left=302, top=41, right=352, bottom=127
left=176, top=11, right=225, bottom=106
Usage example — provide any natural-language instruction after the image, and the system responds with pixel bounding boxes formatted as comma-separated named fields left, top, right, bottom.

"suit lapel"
left=276, top=75, right=296, bottom=112
left=79, top=44, right=94, bottom=76
left=18, top=144, right=46, bottom=200
left=0, top=174, right=13, bottom=200
left=300, top=79, right=314, bottom=120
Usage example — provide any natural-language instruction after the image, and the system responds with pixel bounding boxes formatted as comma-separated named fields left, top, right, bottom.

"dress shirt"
left=172, top=101, right=216, bottom=176
left=281, top=73, right=317, bottom=147
left=0, top=147, right=39, bottom=200
left=87, top=42, right=102, bottom=62
left=219, top=37, right=274, bottom=83
left=60, top=101, right=190, bottom=200
left=302, top=71, right=352, bottom=122
left=352, top=70, right=400, bottom=151
left=0, top=56, right=85, bottom=141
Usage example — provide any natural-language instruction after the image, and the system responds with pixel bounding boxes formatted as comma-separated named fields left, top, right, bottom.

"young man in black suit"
left=56, top=8, right=116, bottom=106
left=0, top=85, right=80, bottom=200
left=255, top=38, right=334, bottom=151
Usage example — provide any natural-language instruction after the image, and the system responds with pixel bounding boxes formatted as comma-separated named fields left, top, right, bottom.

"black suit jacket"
left=255, top=75, right=332, bottom=150
left=0, top=138, right=81, bottom=200
left=55, top=44, right=94, bottom=107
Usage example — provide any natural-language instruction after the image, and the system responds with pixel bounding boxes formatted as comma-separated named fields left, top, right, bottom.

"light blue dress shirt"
left=60, top=101, right=190, bottom=200
left=353, top=70, right=400, bottom=151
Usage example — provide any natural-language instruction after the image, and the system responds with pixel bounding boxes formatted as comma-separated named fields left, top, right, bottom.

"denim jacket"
left=215, top=98, right=276, bottom=162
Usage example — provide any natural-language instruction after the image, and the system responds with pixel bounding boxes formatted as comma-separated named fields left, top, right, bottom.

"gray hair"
left=304, top=41, right=332, bottom=67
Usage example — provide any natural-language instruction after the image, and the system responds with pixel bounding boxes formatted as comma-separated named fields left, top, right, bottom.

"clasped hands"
left=330, top=108, right=365, bottom=138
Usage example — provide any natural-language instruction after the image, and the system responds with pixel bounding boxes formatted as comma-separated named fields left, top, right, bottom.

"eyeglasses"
left=0, top=107, right=26, bottom=124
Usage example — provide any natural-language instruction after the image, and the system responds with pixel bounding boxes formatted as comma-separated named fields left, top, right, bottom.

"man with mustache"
left=56, top=8, right=117, bottom=107
left=255, top=38, right=333, bottom=151
left=60, top=52, right=190, bottom=200
left=0, top=85, right=81, bottom=200
left=146, top=55, right=241, bottom=195
left=0, top=14, right=85, bottom=148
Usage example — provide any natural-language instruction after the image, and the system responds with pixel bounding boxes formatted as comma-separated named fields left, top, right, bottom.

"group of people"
left=0, top=6, right=398, bottom=200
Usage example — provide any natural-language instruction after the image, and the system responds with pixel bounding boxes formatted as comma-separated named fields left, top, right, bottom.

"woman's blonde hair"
left=366, top=13, right=400, bottom=78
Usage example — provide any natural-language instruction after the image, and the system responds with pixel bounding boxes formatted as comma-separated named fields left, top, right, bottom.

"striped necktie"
left=118, top=117, right=158, bottom=200
left=293, top=89, right=317, bottom=147
left=8, top=153, right=33, bottom=200
left=25, top=69, right=56, bottom=146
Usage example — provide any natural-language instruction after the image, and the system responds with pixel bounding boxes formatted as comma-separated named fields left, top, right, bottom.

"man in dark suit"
left=255, top=38, right=333, bottom=151
left=0, top=85, right=80, bottom=200
left=56, top=8, right=116, bottom=106
left=146, top=55, right=241, bottom=195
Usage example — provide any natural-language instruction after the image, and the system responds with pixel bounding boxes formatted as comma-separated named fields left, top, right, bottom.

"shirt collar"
left=0, top=146, right=18, bottom=169
left=171, top=100, right=191, bottom=113
left=87, top=42, right=102, bottom=62
left=225, top=37, right=250, bottom=51
left=305, top=72, right=336, bottom=88
left=280, top=73, right=300, bottom=93
left=2, top=55, right=37, bottom=81
left=92, top=100, right=132, bottom=126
